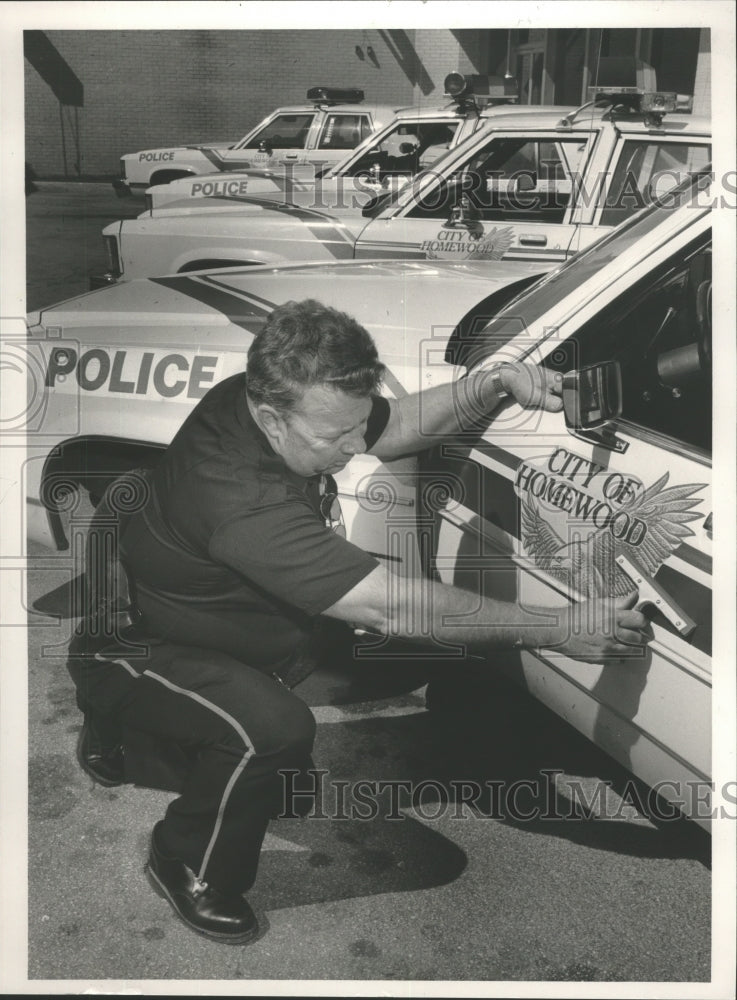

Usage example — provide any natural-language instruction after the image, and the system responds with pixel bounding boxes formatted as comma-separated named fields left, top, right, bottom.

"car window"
left=345, top=120, right=461, bottom=178
left=239, top=113, right=315, bottom=150
left=406, top=135, right=588, bottom=223
left=600, top=140, right=711, bottom=226
left=318, top=114, right=371, bottom=150
left=544, top=232, right=712, bottom=454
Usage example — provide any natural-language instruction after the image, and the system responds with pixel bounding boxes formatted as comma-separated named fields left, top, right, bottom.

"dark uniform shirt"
left=119, top=373, right=390, bottom=673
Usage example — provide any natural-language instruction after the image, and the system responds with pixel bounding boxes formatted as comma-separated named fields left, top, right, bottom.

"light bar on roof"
left=444, top=73, right=518, bottom=103
left=307, top=87, right=365, bottom=104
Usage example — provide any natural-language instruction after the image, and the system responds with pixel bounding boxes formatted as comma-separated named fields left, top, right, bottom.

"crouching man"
left=67, top=299, right=649, bottom=943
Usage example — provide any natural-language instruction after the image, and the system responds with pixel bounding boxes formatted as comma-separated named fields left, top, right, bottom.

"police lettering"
left=190, top=179, right=250, bottom=198
left=45, top=347, right=218, bottom=400
left=139, top=151, right=175, bottom=162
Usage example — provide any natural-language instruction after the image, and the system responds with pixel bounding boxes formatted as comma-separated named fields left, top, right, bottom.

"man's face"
left=280, top=384, right=374, bottom=478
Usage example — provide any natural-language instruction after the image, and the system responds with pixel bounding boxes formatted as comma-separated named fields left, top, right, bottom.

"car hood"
left=137, top=188, right=376, bottom=230
left=124, top=142, right=235, bottom=159
left=31, top=259, right=551, bottom=357
left=146, top=171, right=394, bottom=215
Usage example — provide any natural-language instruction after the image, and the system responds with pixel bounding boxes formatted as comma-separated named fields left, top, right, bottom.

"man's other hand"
left=553, top=592, right=651, bottom=664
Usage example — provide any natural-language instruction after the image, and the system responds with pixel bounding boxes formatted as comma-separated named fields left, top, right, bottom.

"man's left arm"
left=368, top=362, right=564, bottom=461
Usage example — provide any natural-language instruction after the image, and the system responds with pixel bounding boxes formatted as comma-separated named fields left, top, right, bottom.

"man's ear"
left=254, top=403, right=288, bottom=449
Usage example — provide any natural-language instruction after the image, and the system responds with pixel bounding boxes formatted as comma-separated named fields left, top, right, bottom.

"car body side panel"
left=428, top=202, right=713, bottom=826
left=109, top=207, right=368, bottom=276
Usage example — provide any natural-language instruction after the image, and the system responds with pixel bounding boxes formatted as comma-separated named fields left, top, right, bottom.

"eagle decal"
left=425, top=225, right=515, bottom=261
left=520, top=473, right=706, bottom=599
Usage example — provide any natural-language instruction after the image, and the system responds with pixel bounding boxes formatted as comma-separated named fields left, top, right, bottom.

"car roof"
left=380, top=102, right=576, bottom=121
left=373, top=101, right=710, bottom=133
left=264, top=102, right=403, bottom=116
left=470, top=106, right=711, bottom=134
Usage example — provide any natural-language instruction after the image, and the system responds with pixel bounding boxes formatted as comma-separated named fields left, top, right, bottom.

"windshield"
left=337, top=119, right=461, bottom=181
left=359, top=126, right=483, bottom=218
left=462, top=169, right=713, bottom=362
left=236, top=113, right=315, bottom=151
left=329, top=114, right=451, bottom=174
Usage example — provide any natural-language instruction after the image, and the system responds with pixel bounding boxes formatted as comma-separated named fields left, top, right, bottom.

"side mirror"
left=445, top=192, right=480, bottom=228
left=563, top=361, right=621, bottom=429
left=515, top=171, right=537, bottom=193
left=562, top=361, right=628, bottom=453
left=257, top=140, right=273, bottom=155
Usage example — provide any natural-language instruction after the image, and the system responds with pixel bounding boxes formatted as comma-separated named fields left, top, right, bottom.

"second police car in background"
left=140, top=73, right=542, bottom=213
left=99, top=75, right=710, bottom=282
left=28, top=171, right=719, bottom=828
left=113, top=86, right=399, bottom=196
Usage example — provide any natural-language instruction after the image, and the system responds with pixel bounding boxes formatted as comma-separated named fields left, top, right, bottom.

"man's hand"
left=499, top=362, right=564, bottom=412
left=552, top=592, right=651, bottom=664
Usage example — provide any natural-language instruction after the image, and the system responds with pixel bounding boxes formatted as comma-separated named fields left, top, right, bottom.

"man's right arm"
left=322, top=564, right=650, bottom=664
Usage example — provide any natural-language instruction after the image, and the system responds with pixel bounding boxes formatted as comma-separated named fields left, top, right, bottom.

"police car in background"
left=113, top=87, right=399, bottom=197
left=99, top=76, right=710, bottom=282
left=27, top=170, right=720, bottom=827
left=140, top=73, right=540, bottom=214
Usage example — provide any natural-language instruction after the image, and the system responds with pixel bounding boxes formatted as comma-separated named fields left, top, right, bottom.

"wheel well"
left=41, top=437, right=165, bottom=549
left=178, top=259, right=260, bottom=272
left=149, top=169, right=195, bottom=186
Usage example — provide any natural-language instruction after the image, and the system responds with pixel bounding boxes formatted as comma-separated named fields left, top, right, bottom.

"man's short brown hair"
left=246, top=299, right=385, bottom=412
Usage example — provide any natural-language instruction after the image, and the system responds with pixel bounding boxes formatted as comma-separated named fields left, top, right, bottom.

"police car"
left=100, top=81, right=710, bottom=281
left=113, top=87, right=398, bottom=196
left=26, top=170, right=719, bottom=827
left=140, top=74, right=545, bottom=215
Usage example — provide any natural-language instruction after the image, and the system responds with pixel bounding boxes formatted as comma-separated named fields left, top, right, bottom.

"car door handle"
left=615, top=553, right=696, bottom=637
left=284, top=153, right=299, bottom=160
left=519, top=234, right=547, bottom=246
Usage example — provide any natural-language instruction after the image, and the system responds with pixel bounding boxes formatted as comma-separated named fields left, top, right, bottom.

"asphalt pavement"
left=21, top=183, right=713, bottom=990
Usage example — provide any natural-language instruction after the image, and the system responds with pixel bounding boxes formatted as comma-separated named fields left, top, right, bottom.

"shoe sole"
left=75, top=723, right=126, bottom=788
left=145, top=863, right=261, bottom=945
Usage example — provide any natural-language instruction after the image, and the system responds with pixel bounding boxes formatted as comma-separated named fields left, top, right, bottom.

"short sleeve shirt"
left=119, top=373, right=390, bottom=671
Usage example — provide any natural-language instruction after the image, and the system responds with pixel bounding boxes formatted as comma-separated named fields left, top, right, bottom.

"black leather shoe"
left=145, top=822, right=260, bottom=944
left=76, top=717, right=126, bottom=787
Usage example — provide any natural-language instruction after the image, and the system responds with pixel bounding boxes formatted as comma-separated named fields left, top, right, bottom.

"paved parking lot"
left=23, top=182, right=712, bottom=988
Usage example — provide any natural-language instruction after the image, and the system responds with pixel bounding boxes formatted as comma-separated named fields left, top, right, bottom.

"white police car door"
left=433, top=223, right=713, bottom=824
left=226, top=111, right=318, bottom=169
left=355, top=130, right=594, bottom=264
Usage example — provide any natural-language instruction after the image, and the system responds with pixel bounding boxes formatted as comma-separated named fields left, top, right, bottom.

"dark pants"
left=68, top=634, right=317, bottom=893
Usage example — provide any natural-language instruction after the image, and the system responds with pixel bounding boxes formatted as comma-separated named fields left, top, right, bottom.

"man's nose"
left=341, top=431, right=366, bottom=457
